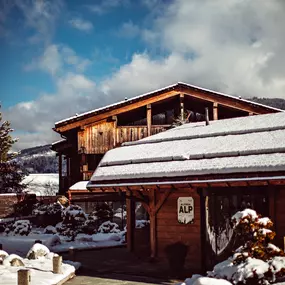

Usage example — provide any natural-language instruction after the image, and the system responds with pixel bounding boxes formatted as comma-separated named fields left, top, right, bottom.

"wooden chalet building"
left=87, top=112, right=285, bottom=273
left=52, top=82, right=280, bottom=195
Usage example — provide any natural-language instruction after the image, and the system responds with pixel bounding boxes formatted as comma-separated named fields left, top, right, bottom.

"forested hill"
left=249, top=97, right=285, bottom=110
left=16, top=144, right=58, bottom=173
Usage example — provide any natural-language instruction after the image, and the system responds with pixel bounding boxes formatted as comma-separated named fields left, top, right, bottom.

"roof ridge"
left=54, top=82, right=282, bottom=128
left=178, top=82, right=283, bottom=112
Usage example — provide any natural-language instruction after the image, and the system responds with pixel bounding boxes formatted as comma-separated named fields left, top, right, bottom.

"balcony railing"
left=116, top=125, right=170, bottom=145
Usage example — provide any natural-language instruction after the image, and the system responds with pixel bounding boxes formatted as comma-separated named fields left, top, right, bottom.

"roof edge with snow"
left=54, top=82, right=283, bottom=130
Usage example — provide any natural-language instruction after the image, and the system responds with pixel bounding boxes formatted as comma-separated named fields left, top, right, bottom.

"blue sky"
left=1, top=0, right=149, bottom=107
left=1, top=0, right=285, bottom=150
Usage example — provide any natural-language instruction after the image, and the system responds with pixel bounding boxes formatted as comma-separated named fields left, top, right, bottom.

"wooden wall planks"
left=155, top=187, right=201, bottom=271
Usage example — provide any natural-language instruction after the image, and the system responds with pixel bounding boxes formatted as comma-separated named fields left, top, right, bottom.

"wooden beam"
left=126, top=194, right=135, bottom=252
left=131, top=190, right=150, bottom=212
left=147, top=104, right=152, bottom=137
left=154, top=188, right=172, bottom=214
left=213, top=102, right=218, bottom=120
left=180, top=93, right=184, bottom=121
left=268, top=187, right=276, bottom=229
left=58, top=154, right=63, bottom=194
left=181, top=88, right=272, bottom=115
left=198, top=188, right=207, bottom=273
left=66, top=156, right=71, bottom=189
left=112, top=116, right=118, bottom=147
left=55, top=90, right=179, bottom=133
left=149, top=188, right=157, bottom=259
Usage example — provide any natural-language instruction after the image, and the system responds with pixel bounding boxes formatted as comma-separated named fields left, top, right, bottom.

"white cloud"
left=4, top=71, right=107, bottom=151
left=103, top=0, right=285, bottom=99
left=15, top=0, right=63, bottom=44
left=117, top=21, right=140, bottom=38
left=25, top=44, right=92, bottom=75
left=88, top=0, right=129, bottom=15
left=68, top=17, right=93, bottom=32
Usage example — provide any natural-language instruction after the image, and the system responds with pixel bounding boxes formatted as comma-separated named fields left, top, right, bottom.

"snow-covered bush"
left=81, top=212, right=98, bottom=235
left=26, top=243, right=50, bottom=259
left=44, top=225, right=57, bottom=234
left=56, top=205, right=87, bottom=240
left=33, top=202, right=63, bottom=227
left=5, top=219, right=31, bottom=236
left=55, top=222, right=78, bottom=240
left=0, top=250, right=8, bottom=264
left=62, top=204, right=87, bottom=223
left=98, top=221, right=120, bottom=234
left=92, top=202, right=113, bottom=225
left=3, top=254, right=24, bottom=267
left=208, top=209, right=285, bottom=285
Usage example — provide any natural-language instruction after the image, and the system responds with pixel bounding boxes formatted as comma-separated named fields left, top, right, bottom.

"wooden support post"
left=53, top=255, right=62, bottom=274
left=66, top=156, right=70, bottom=188
left=58, top=153, right=62, bottom=194
left=180, top=93, right=185, bottom=121
left=69, top=247, right=76, bottom=261
left=213, top=102, right=218, bottom=120
left=147, top=104, right=152, bottom=137
left=269, top=187, right=276, bottom=230
left=149, top=188, right=157, bottom=259
left=205, top=108, right=209, bottom=125
left=112, top=115, right=118, bottom=147
left=126, top=194, right=135, bottom=252
left=18, top=269, right=31, bottom=285
left=198, top=188, right=207, bottom=273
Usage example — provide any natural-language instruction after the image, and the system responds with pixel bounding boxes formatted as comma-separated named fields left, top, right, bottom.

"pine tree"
left=0, top=105, right=27, bottom=193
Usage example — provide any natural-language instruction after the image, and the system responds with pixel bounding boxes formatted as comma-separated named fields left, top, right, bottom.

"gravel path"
left=65, top=272, right=176, bottom=285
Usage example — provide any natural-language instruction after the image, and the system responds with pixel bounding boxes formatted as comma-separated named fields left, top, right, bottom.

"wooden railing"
left=116, top=125, right=170, bottom=145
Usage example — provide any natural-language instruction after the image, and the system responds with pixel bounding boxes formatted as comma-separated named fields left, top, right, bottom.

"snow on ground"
left=22, top=173, right=59, bottom=196
left=1, top=253, right=77, bottom=285
left=180, top=275, right=233, bottom=285
left=53, top=232, right=125, bottom=253
left=0, top=229, right=125, bottom=256
left=180, top=275, right=285, bottom=285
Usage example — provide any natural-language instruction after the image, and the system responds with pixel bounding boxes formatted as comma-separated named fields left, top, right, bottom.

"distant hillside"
left=16, top=144, right=58, bottom=173
left=249, top=97, right=285, bottom=110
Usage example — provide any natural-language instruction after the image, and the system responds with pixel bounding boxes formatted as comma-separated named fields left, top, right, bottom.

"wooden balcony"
left=116, top=125, right=170, bottom=145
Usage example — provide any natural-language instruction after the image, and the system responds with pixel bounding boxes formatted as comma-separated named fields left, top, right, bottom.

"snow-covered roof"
left=88, top=112, right=285, bottom=185
left=22, top=174, right=59, bottom=196
left=55, top=82, right=282, bottom=128
left=69, top=181, right=88, bottom=191
left=51, top=139, right=66, bottom=146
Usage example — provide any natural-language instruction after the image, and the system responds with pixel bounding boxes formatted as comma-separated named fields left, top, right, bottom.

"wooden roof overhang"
left=87, top=172, right=285, bottom=193
left=54, top=82, right=281, bottom=134
left=51, top=139, right=72, bottom=154
left=67, top=189, right=124, bottom=202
